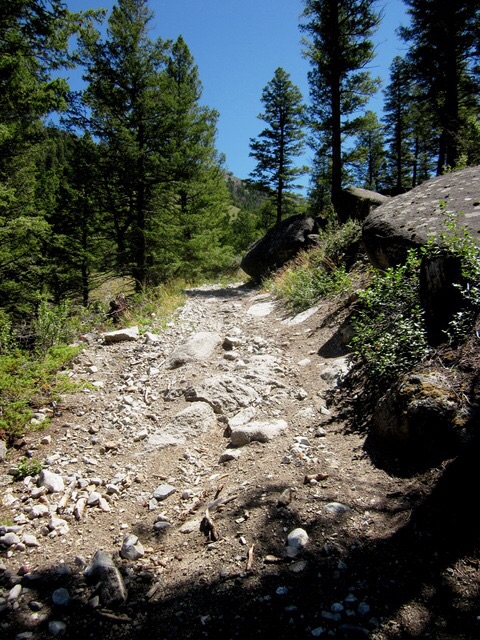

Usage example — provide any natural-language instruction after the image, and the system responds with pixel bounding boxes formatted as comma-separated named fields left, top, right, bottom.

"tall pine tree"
left=400, top=0, right=480, bottom=173
left=249, top=67, right=307, bottom=226
left=300, top=0, right=381, bottom=220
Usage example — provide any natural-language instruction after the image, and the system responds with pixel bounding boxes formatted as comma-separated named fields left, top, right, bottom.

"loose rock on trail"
left=1, top=282, right=478, bottom=640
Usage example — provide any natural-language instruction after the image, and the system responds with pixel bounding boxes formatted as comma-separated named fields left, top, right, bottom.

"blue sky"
left=65, top=0, right=409, bottom=191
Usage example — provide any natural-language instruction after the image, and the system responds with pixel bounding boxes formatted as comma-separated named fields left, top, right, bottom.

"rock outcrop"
left=372, top=372, right=466, bottom=451
left=337, top=186, right=389, bottom=223
left=363, top=166, right=480, bottom=270
left=240, top=214, right=322, bottom=280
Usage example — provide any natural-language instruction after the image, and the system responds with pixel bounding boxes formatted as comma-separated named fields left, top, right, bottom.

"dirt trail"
left=1, top=282, right=479, bottom=640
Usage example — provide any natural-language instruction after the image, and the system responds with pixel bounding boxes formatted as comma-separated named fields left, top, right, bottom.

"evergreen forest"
left=1, top=0, right=479, bottom=324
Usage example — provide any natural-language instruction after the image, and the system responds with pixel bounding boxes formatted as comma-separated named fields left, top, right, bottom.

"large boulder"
left=363, top=166, right=480, bottom=270
left=336, top=186, right=389, bottom=222
left=372, top=372, right=465, bottom=451
left=240, top=214, right=322, bottom=280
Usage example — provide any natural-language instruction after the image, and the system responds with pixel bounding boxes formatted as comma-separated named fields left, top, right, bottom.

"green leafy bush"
left=351, top=212, right=480, bottom=385
left=350, top=250, right=431, bottom=385
left=14, top=457, right=43, bottom=479
left=426, top=211, right=480, bottom=343
left=0, top=344, right=82, bottom=440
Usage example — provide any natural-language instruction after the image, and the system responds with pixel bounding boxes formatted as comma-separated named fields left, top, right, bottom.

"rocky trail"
left=1, top=282, right=479, bottom=640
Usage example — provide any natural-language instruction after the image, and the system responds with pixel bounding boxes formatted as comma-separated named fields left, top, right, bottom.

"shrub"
left=265, top=219, right=362, bottom=312
left=350, top=250, right=431, bottom=385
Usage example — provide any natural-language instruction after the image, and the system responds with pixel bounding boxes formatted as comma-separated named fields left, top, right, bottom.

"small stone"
left=8, top=584, right=22, bottom=601
left=285, top=527, right=309, bottom=558
left=38, top=469, right=64, bottom=493
left=48, top=620, right=67, bottom=636
left=0, top=532, right=21, bottom=546
left=52, top=588, right=70, bottom=607
left=23, top=534, right=40, bottom=547
left=325, top=502, right=349, bottom=515
left=120, top=534, right=145, bottom=560
left=218, top=450, right=241, bottom=463
left=153, top=483, right=176, bottom=501
left=28, top=504, right=49, bottom=519
left=87, top=491, right=101, bottom=506
left=48, top=517, right=69, bottom=535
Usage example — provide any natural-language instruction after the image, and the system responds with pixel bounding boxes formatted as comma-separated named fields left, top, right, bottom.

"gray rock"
left=28, top=504, right=49, bottom=519
left=0, top=439, right=6, bottom=462
left=0, top=532, right=21, bottom=546
left=337, top=186, right=389, bottom=223
left=241, top=214, right=323, bottom=279
left=319, top=357, right=352, bottom=386
left=164, top=402, right=217, bottom=441
left=230, top=419, right=288, bottom=447
left=52, top=588, right=70, bottom=607
left=153, top=483, right=176, bottom=501
left=167, top=331, right=222, bottom=368
left=23, top=534, right=40, bottom=547
left=38, top=469, right=65, bottom=493
left=185, top=374, right=259, bottom=414
left=120, top=534, right=145, bottom=560
left=8, top=584, right=22, bottom=600
left=84, top=550, right=127, bottom=606
left=218, top=449, right=241, bottom=463
left=285, top=527, right=309, bottom=558
left=48, top=517, right=69, bottom=535
left=103, top=326, right=139, bottom=344
left=48, top=621, right=67, bottom=637
left=325, top=502, right=350, bottom=515
left=363, top=166, right=480, bottom=270
left=373, top=372, right=462, bottom=448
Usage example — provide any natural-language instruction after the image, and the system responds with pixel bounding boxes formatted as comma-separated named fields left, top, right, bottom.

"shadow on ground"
left=2, top=433, right=480, bottom=640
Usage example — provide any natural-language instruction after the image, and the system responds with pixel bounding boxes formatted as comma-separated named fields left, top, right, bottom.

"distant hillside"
left=225, top=173, right=268, bottom=212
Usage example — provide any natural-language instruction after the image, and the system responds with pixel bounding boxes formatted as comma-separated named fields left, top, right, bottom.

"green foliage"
left=425, top=210, right=480, bottom=343
left=265, top=219, right=361, bottom=312
left=0, top=344, right=81, bottom=440
left=33, top=299, right=75, bottom=355
left=350, top=251, right=430, bottom=385
left=0, top=310, right=14, bottom=355
left=351, top=212, right=480, bottom=385
left=14, top=457, right=43, bottom=480
left=249, top=67, right=307, bottom=225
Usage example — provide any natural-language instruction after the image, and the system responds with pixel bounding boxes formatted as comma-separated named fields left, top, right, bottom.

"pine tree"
left=78, top=0, right=170, bottom=290
left=0, top=1, right=98, bottom=314
left=300, top=0, right=381, bottom=220
left=351, top=111, right=386, bottom=191
left=154, top=36, right=232, bottom=280
left=249, top=67, right=307, bottom=226
left=400, top=0, right=480, bottom=172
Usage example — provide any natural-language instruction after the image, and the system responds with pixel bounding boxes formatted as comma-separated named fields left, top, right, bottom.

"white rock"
left=38, top=469, right=64, bottom=494
left=285, top=527, right=309, bottom=557
left=167, top=331, right=222, bottom=368
left=246, top=302, right=276, bottom=317
left=28, top=504, right=49, bottom=519
left=23, top=534, right=40, bottom=547
left=48, top=517, right=69, bottom=535
left=8, top=584, right=22, bottom=601
left=153, top=484, right=176, bottom=501
left=103, top=326, right=139, bottom=343
left=230, top=419, right=288, bottom=447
